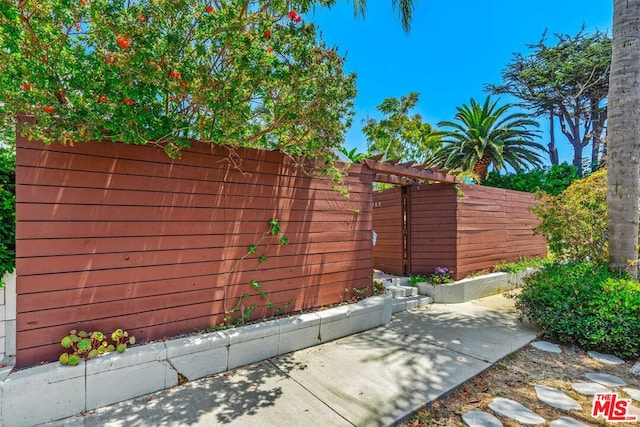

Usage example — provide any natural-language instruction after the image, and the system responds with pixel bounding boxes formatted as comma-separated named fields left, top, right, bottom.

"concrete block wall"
left=0, top=271, right=16, bottom=361
left=0, top=293, right=394, bottom=426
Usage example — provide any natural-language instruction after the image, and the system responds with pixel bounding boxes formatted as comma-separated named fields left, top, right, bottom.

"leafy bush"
left=0, top=147, right=14, bottom=283
left=531, top=169, right=606, bottom=261
left=482, top=163, right=578, bottom=196
left=516, top=261, right=640, bottom=358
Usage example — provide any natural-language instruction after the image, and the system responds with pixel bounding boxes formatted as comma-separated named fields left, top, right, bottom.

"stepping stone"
left=585, top=372, right=627, bottom=387
left=588, top=351, right=625, bottom=365
left=531, top=341, right=561, bottom=353
left=572, top=382, right=610, bottom=395
left=632, top=361, right=640, bottom=376
left=489, top=397, right=545, bottom=425
left=549, top=417, right=587, bottom=427
left=462, top=410, right=503, bottom=427
left=535, top=385, right=582, bottom=411
left=623, top=387, right=640, bottom=402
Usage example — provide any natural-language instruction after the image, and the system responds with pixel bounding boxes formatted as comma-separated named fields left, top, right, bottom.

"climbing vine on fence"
left=218, top=219, right=290, bottom=329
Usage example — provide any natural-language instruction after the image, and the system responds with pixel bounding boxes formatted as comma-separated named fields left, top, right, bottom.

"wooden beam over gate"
left=362, top=158, right=457, bottom=184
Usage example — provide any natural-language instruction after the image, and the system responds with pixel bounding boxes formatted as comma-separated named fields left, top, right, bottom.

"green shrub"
left=531, top=169, right=606, bottom=262
left=0, top=146, right=14, bottom=283
left=516, top=261, right=640, bottom=358
left=482, top=163, right=578, bottom=196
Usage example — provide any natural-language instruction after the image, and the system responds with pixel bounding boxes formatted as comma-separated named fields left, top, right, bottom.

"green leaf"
left=269, top=219, right=280, bottom=235
left=279, top=235, right=289, bottom=245
left=247, top=245, right=257, bottom=255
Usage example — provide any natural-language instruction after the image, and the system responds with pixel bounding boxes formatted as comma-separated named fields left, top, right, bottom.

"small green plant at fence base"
left=59, top=329, right=135, bottom=366
left=493, top=256, right=551, bottom=273
left=343, top=285, right=376, bottom=303
left=408, top=274, right=427, bottom=285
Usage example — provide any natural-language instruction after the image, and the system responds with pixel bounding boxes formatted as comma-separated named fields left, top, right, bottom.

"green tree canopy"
left=488, top=29, right=611, bottom=175
left=482, top=163, right=578, bottom=196
left=427, top=96, right=545, bottom=181
left=0, top=0, right=356, bottom=167
left=362, top=92, right=441, bottom=163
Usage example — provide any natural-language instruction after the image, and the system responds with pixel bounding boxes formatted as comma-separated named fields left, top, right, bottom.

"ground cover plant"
left=516, top=261, right=640, bottom=359
left=493, top=256, right=552, bottom=273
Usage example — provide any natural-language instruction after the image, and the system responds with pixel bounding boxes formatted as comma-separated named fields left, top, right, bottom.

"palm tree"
left=427, top=96, right=545, bottom=181
left=607, top=0, right=640, bottom=278
left=349, top=0, right=415, bottom=32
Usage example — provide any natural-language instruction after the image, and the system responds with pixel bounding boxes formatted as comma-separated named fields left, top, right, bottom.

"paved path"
left=42, top=294, right=536, bottom=427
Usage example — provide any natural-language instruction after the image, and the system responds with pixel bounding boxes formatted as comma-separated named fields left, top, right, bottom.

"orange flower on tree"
left=264, top=29, right=271, bottom=38
left=288, top=10, right=302, bottom=23
left=116, top=37, right=131, bottom=48
left=170, top=71, right=181, bottom=79
left=123, top=97, right=135, bottom=106
left=205, top=5, right=214, bottom=13
left=22, top=83, right=31, bottom=90
left=97, top=95, right=108, bottom=103
left=44, top=106, right=54, bottom=113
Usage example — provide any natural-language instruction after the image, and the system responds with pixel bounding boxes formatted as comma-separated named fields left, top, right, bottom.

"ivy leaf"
left=279, top=235, right=289, bottom=245
left=247, top=245, right=257, bottom=255
left=269, top=219, right=280, bottom=235
left=258, top=254, right=268, bottom=264
left=249, top=280, right=261, bottom=289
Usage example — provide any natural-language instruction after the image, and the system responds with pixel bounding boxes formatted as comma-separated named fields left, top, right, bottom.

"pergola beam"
left=364, top=158, right=457, bottom=184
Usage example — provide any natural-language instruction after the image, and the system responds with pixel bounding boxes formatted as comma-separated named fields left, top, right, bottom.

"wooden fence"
left=373, top=183, right=546, bottom=279
left=16, top=137, right=373, bottom=367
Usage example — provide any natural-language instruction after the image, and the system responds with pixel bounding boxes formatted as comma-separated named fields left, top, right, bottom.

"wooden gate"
left=372, top=187, right=406, bottom=275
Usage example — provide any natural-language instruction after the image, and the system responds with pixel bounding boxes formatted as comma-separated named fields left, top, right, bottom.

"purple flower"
left=434, top=267, right=449, bottom=275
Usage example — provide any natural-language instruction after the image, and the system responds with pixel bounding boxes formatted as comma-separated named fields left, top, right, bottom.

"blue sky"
left=310, top=0, right=613, bottom=166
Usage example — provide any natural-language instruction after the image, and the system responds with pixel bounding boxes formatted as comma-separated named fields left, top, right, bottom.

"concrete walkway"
left=42, top=294, right=536, bottom=427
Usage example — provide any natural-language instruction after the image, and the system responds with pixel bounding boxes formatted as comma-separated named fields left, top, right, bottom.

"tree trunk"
left=548, top=110, right=559, bottom=165
left=608, top=0, right=640, bottom=278
left=590, top=98, right=600, bottom=172
left=572, top=142, right=584, bottom=177
left=473, top=154, right=492, bottom=181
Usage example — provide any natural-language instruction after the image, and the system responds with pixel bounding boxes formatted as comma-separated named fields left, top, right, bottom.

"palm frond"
left=392, top=0, right=415, bottom=32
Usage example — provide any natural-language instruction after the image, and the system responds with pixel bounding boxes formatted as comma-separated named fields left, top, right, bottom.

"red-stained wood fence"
left=373, top=183, right=546, bottom=280
left=16, top=137, right=373, bottom=367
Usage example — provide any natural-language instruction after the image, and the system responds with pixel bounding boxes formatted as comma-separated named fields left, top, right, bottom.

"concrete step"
left=386, top=285, right=418, bottom=298
left=392, top=295, right=433, bottom=313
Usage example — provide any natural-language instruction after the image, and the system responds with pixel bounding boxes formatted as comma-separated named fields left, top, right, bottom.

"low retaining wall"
left=418, top=269, right=535, bottom=303
left=0, top=293, right=392, bottom=426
